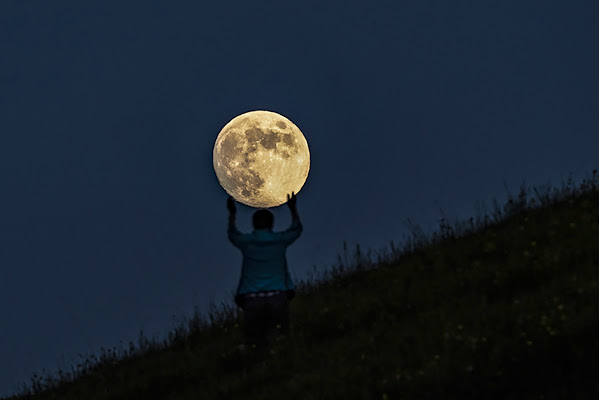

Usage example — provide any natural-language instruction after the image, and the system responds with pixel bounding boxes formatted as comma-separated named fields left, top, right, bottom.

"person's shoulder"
left=275, top=220, right=302, bottom=238
left=268, top=228, right=287, bottom=237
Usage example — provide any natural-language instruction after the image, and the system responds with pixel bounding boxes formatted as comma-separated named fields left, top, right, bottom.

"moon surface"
left=213, top=110, right=310, bottom=208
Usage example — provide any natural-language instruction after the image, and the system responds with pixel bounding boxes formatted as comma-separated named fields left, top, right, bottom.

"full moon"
left=213, top=110, right=310, bottom=208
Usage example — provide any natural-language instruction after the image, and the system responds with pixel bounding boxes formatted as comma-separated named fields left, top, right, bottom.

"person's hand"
left=286, top=192, right=297, bottom=212
left=227, top=196, right=236, bottom=215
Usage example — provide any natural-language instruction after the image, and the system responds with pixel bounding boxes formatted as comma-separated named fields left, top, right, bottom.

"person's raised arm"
left=287, top=192, right=300, bottom=222
left=227, top=196, right=236, bottom=228
left=280, top=192, right=302, bottom=244
left=227, top=196, right=242, bottom=247
left=227, top=196, right=250, bottom=248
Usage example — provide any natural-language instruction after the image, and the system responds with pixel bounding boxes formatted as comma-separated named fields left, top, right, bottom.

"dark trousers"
left=240, top=292, right=290, bottom=350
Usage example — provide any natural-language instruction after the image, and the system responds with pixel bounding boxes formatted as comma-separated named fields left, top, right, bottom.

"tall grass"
left=4, top=169, right=599, bottom=399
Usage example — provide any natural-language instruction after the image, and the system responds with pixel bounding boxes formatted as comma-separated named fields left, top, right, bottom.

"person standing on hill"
left=227, top=192, right=302, bottom=352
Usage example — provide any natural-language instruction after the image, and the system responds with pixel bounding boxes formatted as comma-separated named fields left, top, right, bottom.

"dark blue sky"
left=1, top=1, right=598, bottom=396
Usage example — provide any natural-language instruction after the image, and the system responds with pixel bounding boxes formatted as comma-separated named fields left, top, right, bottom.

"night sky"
left=1, top=1, right=598, bottom=396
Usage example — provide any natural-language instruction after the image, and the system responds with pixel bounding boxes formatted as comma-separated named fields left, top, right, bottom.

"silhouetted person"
left=227, top=192, right=302, bottom=352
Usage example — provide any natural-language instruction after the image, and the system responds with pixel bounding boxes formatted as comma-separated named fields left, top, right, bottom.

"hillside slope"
left=6, top=179, right=599, bottom=399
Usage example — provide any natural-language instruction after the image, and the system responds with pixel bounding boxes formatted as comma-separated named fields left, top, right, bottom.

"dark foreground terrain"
left=5, top=173, right=599, bottom=399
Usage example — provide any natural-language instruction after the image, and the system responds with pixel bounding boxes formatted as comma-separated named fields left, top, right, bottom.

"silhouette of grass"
left=3, top=169, right=599, bottom=399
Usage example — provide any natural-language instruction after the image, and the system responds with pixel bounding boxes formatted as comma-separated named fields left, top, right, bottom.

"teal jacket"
left=229, top=218, right=302, bottom=304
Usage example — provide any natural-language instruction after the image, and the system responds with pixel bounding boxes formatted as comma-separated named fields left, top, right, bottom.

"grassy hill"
left=4, top=171, right=599, bottom=399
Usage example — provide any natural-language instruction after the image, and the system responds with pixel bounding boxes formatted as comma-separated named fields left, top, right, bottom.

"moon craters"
left=244, top=127, right=295, bottom=155
left=213, top=110, right=310, bottom=208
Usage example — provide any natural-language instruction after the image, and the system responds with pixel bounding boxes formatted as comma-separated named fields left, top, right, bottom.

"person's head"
left=253, top=209, right=274, bottom=230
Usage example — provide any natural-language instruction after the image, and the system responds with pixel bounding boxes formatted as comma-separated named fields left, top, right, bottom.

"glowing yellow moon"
left=213, top=110, right=310, bottom=208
